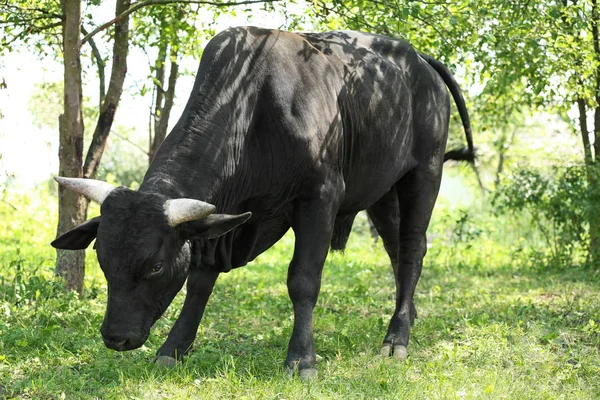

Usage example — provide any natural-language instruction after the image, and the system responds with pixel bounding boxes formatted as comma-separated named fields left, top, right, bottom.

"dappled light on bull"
left=51, top=26, right=474, bottom=378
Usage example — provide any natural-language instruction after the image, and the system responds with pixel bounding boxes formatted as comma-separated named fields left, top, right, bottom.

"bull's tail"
left=419, top=53, right=475, bottom=163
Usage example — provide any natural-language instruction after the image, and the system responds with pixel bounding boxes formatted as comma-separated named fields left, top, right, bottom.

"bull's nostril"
left=104, top=337, right=130, bottom=351
left=102, top=333, right=131, bottom=350
left=101, top=329, right=147, bottom=351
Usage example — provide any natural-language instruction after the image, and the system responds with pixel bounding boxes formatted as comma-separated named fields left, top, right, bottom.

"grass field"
left=0, top=190, right=599, bottom=399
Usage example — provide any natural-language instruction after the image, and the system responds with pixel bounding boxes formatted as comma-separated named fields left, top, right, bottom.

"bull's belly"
left=339, top=181, right=395, bottom=213
left=339, top=158, right=416, bottom=213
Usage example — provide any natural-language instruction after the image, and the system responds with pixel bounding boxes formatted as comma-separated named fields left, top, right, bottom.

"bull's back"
left=151, top=27, right=446, bottom=214
left=300, top=31, right=442, bottom=211
left=234, top=28, right=447, bottom=212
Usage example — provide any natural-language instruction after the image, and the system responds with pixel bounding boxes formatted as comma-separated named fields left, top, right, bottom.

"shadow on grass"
left=3, top=235, right=600, bottom=398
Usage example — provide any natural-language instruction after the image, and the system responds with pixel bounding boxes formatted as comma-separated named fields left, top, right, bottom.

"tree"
left=2, top=0, right=132, bottom=293
left=60, top=0, right=132, bottom=294
left=1, top=0, right=282, bottom=294
left=56, top=0, right=87, bottom=293
left=131, top=4, right=205, bottom=163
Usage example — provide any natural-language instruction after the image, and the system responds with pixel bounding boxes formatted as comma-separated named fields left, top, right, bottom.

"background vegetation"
left=0, top=189, right=599, bottom=398
left=1, top=0, right=600, bottom=398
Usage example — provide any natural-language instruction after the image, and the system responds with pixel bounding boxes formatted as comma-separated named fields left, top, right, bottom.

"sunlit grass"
left=1, top=191, right=599, bottom=399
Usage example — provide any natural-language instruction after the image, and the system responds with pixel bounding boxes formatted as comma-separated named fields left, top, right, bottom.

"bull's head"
left=51, top=177, right=250, bottom=351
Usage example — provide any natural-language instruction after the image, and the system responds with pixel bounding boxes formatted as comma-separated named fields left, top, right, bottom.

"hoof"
left=154, top=355, right=177, bottom=367
left=392, top=345, right=408, bottom=360
left=380, top=344, right=392, bottom=357
left=380, top=344, right=408, bottom=360
left=299, top=368, right=318, bottom=380
left=286, top=367, right=318, bottom=380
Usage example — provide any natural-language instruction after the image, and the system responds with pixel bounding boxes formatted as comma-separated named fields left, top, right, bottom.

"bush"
left=492, top=165, right=591, bottom=265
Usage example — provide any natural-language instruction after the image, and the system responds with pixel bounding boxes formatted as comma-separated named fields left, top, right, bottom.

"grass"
left=0, top=190, right=599, bottom=399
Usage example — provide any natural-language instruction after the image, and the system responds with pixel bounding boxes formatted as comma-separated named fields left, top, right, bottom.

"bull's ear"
left=51, top=216, right=101, bottom=250
left=184, top=212, right=252, bottom=239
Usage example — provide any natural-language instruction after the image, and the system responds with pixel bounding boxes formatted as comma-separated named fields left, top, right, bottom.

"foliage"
left=311, top=0, right=597, bottom=124
left=131, top=3, right=210, bottom=67
left=0, top=186, right=599, bottom=398
left=29, top=81, right=100, bottom=131
left=492, top=166, right=592, bottom=265
left=94, top=131, right=148, bottom=188
left=0, top=0, right=63, bottom=55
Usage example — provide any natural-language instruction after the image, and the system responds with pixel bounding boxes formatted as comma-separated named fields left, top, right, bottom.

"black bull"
left=52, top=27, right=474, bottom=377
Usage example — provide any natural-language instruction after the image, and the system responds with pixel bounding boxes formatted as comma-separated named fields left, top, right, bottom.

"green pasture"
left=0, top=188, right=599, bottom=399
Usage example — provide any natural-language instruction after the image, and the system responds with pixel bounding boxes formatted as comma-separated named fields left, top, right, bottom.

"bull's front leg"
left=285, top=191, right=339, bottom=379
left=155, top=268, right=219, bottom=365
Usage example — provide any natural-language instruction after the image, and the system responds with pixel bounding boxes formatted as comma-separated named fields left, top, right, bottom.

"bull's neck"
left=139, top=29, right=265, bottom=210
left=139, top=107, right=249, bottom=211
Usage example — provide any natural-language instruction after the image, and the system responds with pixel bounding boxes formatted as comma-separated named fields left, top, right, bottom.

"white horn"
left=164, top=198, right=216, bottom=227
left=54, top=176, right=116, bottom=204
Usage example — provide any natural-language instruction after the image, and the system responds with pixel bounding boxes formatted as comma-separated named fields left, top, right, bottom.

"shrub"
left=492, top=165, right=591, bottom=265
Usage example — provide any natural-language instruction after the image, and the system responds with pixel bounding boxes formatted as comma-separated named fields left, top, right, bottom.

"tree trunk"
left=578, top=99, right=593, bottom=166
left=81, top=26, right=106, bottom=109
left=576, top=98, right=598, bottom=264
left=493, top=126, right=518, bottom=189
left=149, top=45, right=179, bottom=164
left=589, top=0, right=600, bottom=266
left=587, top=133, right=600, bottom=265
left=150, top=57, right=179, bottom=163
left=83, top=0, right=131, bottom=179
left=56, top=0, right=86, bottom=295
left=148, top=38, right=168, bottom=164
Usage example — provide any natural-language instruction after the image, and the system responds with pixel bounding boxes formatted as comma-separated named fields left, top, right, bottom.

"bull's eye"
left=148, top=263, right=164, bottom=278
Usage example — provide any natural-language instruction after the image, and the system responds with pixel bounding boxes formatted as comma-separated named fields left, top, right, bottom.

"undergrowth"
left=0, top=187, right=598, bottom=399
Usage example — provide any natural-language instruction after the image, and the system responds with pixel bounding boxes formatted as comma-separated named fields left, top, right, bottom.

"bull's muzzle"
left=100, top=326, right=147, bottom=351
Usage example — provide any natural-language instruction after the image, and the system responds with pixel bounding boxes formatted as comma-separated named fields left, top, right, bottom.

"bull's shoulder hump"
left=301, top=31, right=412, bottom=51
left=204, top=26, right=313, bottom=61
left=297, top=30, right=418, bottom=66
left=207, top=27, right=416, bottom=60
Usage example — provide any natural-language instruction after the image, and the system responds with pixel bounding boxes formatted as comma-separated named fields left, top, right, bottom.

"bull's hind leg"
left=375, top=165, right=442, bottom=360
left=285, top=182, right=342, bottom=379
left=367, top=188, right=414, bottom=361
left=367, top=188, right=418, bottom=323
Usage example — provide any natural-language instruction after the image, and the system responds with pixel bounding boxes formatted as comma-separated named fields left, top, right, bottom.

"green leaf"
left=402, top=7, right=409, bottom=20
left=410, top=6, right=420, bottom=18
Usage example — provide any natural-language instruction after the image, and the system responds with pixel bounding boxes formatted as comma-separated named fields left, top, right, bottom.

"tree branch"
left=29, top=20, right=63, bottom=33
left=81, top=0, right=280, bottom=45
left=81, top=26, right=106, bottom=108
left=153, top=38, right=168, bottom=125
left=83, top=0, right=131, bottom=179
left=112, top=131, right=149, bottom=155
left=0, top=198, right=17, bottom=211
left=149, top=4, right=182, bottom=164
left=152, top=52, right=179, bottom=156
